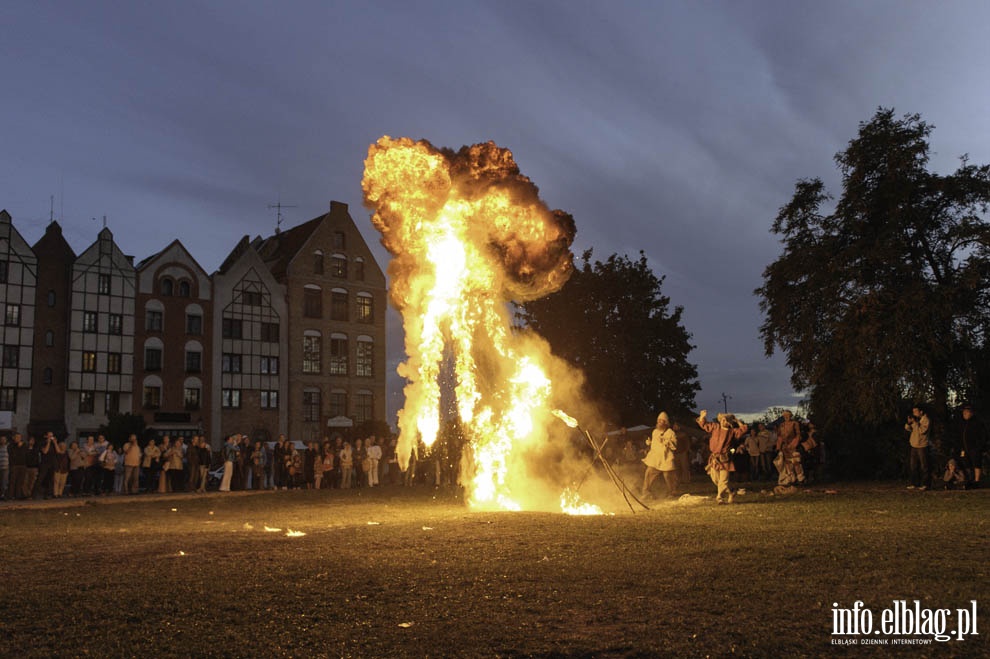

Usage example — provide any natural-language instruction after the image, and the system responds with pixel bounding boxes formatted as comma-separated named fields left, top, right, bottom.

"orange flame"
left=363, top=137, right=603, bottom=513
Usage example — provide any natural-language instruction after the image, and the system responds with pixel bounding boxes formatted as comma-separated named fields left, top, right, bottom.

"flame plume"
left=363, top=137, right=598, bottom=512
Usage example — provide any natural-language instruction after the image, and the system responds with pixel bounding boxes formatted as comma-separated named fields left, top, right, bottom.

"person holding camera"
left=905, top=405, right=931, bottom=490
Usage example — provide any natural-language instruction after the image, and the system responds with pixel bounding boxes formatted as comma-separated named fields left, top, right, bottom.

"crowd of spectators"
left=0, top=431, right=406, bottom=501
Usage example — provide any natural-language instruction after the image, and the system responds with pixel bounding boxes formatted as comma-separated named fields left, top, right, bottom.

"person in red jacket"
left=697, top=410, right=748, bottom=504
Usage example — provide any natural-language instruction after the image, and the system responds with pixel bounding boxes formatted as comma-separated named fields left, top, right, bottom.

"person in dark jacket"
left=8, top=434, right=28, bottom=500
left=24, top=436, right=40, bottom=498
left=957, top=404, right=987, bottom=487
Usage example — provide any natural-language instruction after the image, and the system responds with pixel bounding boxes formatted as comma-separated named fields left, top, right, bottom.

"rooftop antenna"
left=49, top=195, right=55, bottom=225
left=267, top=196, right=297, bottom=234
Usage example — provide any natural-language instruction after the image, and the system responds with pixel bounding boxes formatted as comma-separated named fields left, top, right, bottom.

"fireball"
left=363, top=137, right=601, bottom=513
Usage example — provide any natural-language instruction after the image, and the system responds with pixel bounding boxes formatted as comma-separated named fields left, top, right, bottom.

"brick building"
left=135, top=240, right=212, bottom=442
left=255, top=201, right=387, bottom=442
left=29, top=221, right=76, bottom=438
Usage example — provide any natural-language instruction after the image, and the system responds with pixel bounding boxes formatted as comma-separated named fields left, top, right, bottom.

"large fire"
left=362, top=137, right=602, bottom=514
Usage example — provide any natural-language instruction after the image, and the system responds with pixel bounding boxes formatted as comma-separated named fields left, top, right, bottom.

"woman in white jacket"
left=641, top=412, right=678, bottom=498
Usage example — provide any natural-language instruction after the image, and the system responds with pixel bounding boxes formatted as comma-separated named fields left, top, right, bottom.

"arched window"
left=178, top=280, right=191, bottom=297
left=47, top=290, right=56, bottom=307
left=161, top=277, right=174, bottom=296
left=45, top=330, right=54, bottom=347
left=314, top=250, right=324, bottom=275
left=43, top=367, right=53, bottom=385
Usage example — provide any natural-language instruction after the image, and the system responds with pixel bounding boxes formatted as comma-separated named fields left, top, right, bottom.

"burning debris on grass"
left=363, top=137, right=608, bottom=514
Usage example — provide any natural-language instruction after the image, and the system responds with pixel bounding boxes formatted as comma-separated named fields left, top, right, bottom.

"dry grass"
left=0, top=481, right=987, bottom=658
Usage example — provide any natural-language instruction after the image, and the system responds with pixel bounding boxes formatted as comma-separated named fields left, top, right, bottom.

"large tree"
left=757, top=108, right=990, bottom=429
left=517, top=250, right=699, bottom=426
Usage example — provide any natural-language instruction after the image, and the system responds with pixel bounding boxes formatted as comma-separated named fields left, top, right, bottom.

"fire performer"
left=641, top=412, right=678, bottom=498
left=697, top=410, right=748, bottom=504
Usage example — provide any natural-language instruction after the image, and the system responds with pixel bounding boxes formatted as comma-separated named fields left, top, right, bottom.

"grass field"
left=0, top=479, right=986, bottom=658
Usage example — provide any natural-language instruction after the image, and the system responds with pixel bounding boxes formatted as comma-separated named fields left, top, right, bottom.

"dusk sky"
left=3, top=1, right=990, bottom=422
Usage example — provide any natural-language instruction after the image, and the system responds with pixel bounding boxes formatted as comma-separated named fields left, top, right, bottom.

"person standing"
left=775, top=410, right=805, bottom=485
left=23, top=436, right=40, bottom=498
left=53, top=441, right=70, bottom=498
left=366, top=436, right=382, bottom=487
left=7, top=434, right=27, bottom=500
left=697, top=410, right=748, bottom=504
left=122, top=434, right=142, bottom=495
left=219, top=435, right=236, bottom=492
left=142, top=438, right=160, bottom=493
left=197, top=439, right=211, bottom=493
left=0, top=435, right=8, bottom=500
left=68, top=441, right=85, bottom=496
left=158, top=436, right=172, bottom=493
left=905, top=405, right=931, bottom=490
left=81, top=435, right=99, bottom=495
left=99, top=440, right=117, bottom=495
left=956, top=404, right=987, bottom=487
left=641, top=412, right=678, bottom=498
left=37, top=434, right=58, bottom=498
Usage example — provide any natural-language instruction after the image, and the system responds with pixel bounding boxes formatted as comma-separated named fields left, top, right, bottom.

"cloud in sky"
left=3, top=0, right=989, bottom=422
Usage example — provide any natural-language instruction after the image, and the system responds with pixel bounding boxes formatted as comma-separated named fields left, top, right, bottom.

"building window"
left=108, top=313, right=123, bottom=335
left=42, top=367, right=53, bottom=385
left=333, top=231, right=346, bottom=250
left=108, top=352, right=122, bottom=374
left=184, top=388, right=201, bottom=410
left=304, top=287, right=322, bottom=318
left=261, top=390, right=279, bottom=409
left=331, top=255, right=347, bottom=279
left=178, top=280, right=191, bottom=297
left=83, top=311, right=98, bottom=333
left=222, top=318, right=242, bottom=339
left=0, top=261, right=7, bottom=284
left=261, top=322, right=279, bottom=343
left=186, top=314, right=202, bottom=335
left=354, top=259, right=365, bottom=282
left=240, top=290, right=262, bottom=306
left=47, top=290, right=56, bottom=307
left=329, top=337, right=348, bottom=376
left=185, top=351, right=201, bottom=373
left=143, top=386, right=161, bottom=409
left=356, top=341, right=373, bottom=377
left=0, top=387, right=15, bottom=411
left=314, top=251, right=324, bottom=275
left=260, top=356, right=279, bottom=375
left=161, top=278, right=174, bottom=296
left=146, top=310, right=163, bottom=332
left=104, top=392, right=120, bottom=416
left=4, top=304, right=19, bottom=327
left=2, top=345, right=18, bottom=368
left=357, top=294, right=373, bottom=323
left=79, top=391, right=95, bottom=414
left=221, top=389, right=241, bottom=408
left=354, top=392, right=373, bottom=424
left=82, top=351, right=97, bottom=372
left=145, top=347, right=163, bottom=372
left=331, top=291, right=348, bottom=321
left=45, top=330, right=54, bottom=347
left=329, top=392, right=347, bottom=418
left=221, top=353, right=242, bottom=373
left=302, top=335, right=321, bottom=374
left=303, top=391, right=321, bottom=422
left=98, top=273, right=111, bottom=295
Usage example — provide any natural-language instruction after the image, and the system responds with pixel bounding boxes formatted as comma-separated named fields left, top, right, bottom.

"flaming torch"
left=363, top=137, right=601, bottom=512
